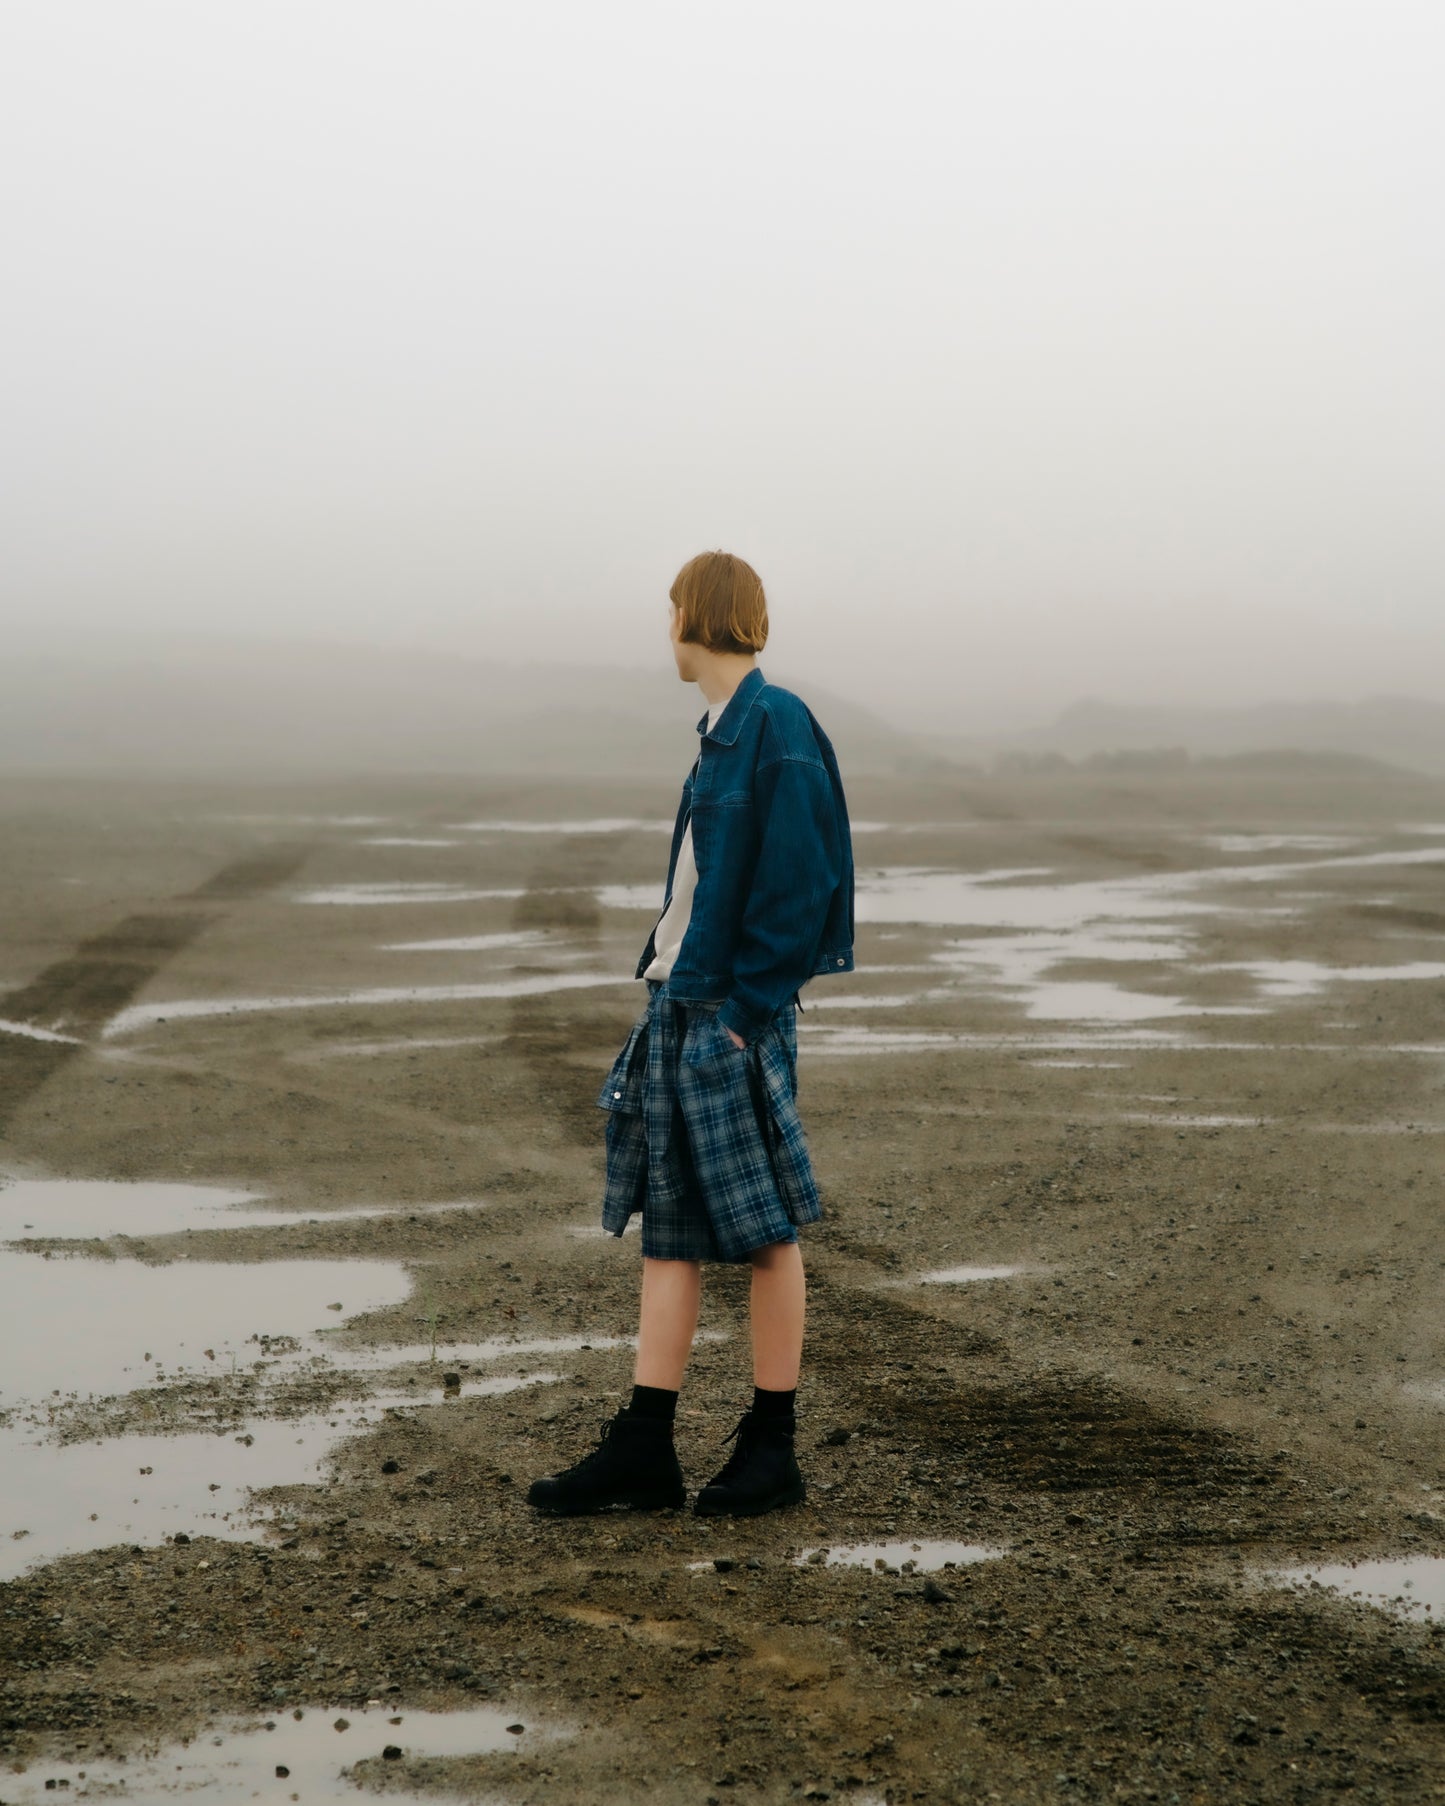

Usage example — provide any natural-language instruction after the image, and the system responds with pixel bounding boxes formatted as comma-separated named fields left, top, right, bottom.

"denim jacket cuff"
left=717, top=998, right=766, bottom=1045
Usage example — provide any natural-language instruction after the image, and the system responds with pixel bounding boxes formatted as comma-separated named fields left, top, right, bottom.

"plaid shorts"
left=596, top=976, right=823, bottom=1263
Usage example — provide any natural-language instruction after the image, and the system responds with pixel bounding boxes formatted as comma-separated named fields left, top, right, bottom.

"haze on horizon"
left=3, top=1, right=1442, bottom=738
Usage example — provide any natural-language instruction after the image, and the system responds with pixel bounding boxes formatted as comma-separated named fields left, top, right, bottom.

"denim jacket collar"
left=694, top=664, right=765, bottom=746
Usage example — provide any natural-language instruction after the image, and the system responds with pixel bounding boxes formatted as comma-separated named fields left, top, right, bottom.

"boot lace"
left=708, top=1412, right=763, bottom=1486
left=555, top=1414, right=624, bottom=1482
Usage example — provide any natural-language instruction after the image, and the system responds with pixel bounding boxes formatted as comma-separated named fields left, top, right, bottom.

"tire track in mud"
left=0, top=843, right=312, bottom=1133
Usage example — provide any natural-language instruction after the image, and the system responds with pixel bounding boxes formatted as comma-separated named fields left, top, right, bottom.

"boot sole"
left=692, top=1478, right=807, bottom=1518
left=528, top=1487, right=686, bottom=1516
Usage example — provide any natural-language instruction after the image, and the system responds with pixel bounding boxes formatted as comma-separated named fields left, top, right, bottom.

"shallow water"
left=296, top=882, right=529, bottom=906
left=0, top=1372, right=564, bottom=1581
left=448, top=816, right=673, bottom=833
left=380, top=929, right=553, bottom=952
left=1253, top=1554, right=1445, bottom=1620
left=0, top=1017, right=82, bottom=1043
left=0, top=1176, right=486, bottom=1244
left=286, top=1033, right=507, bottom=1060
left=0, top=1248, right=413, bottom=1410
left=359, top=835, right=462, bottom=846
left=102, top=970, right=628, bottom=1037
left=1200, top=958, right=1445, bottom=999
left=1193, top=833, right=1361, bottom=853
left=793, top=1539, right=1006, bottom=1572
left=3, top=1701, right=569, bottom=1802
left=1115, top=1112, right=1272, bottom=1128
left=927, top=927, right=1269, bottom=1024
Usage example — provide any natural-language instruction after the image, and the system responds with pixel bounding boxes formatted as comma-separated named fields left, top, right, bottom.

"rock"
left=381, top=1459, right=401, bottom=1475
left=922, top=1580, right=951, bottom=1604
left=506, top=1723, right=525, bottom=1735
left=713, top=1556, right=735, bottom=1573
left=822, top=1427, right=852, bottom=1446
left=382, top=1745, right=402, bottom=1760
left=276, top=1765, right=290, bottom=1778
left=333, top=1717, right=350, bottom=1732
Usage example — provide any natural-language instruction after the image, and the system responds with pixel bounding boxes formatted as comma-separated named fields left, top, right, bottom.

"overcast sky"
left=4, top=1, right=1442, bottom=733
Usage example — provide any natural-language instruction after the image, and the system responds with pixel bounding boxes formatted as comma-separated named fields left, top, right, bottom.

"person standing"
left=528, top=550, right=855, bottom=1518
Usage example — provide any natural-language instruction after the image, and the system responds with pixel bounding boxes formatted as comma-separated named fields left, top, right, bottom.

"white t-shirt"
left=643, top=698, right=726, bottom=982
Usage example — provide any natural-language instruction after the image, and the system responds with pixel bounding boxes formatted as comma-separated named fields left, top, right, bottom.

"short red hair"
left=669, top=551, right=769, bottom=655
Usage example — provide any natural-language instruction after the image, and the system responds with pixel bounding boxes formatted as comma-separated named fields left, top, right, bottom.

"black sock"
left=627, top=1383, right=678, bottom=1423
left=752, top=1385, right=796, bottom=1420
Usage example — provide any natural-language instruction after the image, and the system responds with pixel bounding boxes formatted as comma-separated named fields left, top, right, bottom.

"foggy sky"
left=4, top=1, right=1443, bottom=735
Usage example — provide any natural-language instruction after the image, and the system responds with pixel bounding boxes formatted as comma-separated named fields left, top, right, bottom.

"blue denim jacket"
left=634, top=665, right=855, bottom=1043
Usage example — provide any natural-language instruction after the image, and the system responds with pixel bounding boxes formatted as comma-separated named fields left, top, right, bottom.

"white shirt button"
left=613, top=1090, right=623, bottom=1099
left=836, top=957, right=845, bottom=966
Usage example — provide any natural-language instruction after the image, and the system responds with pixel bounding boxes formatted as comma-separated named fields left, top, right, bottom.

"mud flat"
left=1, top=764, right=1443, bottom=1803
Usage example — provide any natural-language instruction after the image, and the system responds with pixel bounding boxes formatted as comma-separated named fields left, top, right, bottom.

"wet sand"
left=1, top=764, right=1443, bottom=1803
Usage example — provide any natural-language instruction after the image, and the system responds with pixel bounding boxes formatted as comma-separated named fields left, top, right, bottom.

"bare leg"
left=749, top=1239, right=806, bottom=1389
left=633, top=1256, right=703, bottom=1390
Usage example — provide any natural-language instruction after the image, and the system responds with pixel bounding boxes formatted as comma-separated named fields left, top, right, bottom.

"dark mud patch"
left=182, top=843, right=313, bottom=900
left=512, top=887, right=603, bottom=933
left=1231, top=1594, right=1445, bottom=1727
left=855, top=1367, right=1281, bottom=1496
left=1350, top=902, right=1445, bottom=934
left=0, top=912, right=214, bottom=1129
left=0, top=911, right=214, bottom=1035
left=808, top=1278, right=1004, bottom=1370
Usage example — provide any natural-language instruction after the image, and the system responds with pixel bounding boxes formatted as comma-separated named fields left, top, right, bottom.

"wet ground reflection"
left=0, top=1176, right=485, bottom=1244
left=794, top=1539, right=1007, bottom=1572
left=1253, top=1554, right=1445, bottom=1621
left=3, top=1701, right=570, bottom=1802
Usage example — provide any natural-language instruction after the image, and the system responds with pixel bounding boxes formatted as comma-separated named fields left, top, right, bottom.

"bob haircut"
left=669, top=550, right=769, bottom=655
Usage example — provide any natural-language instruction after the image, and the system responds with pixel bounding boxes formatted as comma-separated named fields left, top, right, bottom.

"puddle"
left=929, top=928, right=1267, bottom=1024
left=0, top=1177, right=485, bottom=1244
left=447, top=817, right=673, bottom=834
left=1115, top=1112, right=1272, bottom=1128
left=798, top=991, right=946, bottom=1010
left=287, top=1033, right=507, bottom=1061
left=0, top=1351, right=573, bottom=1578
left=1194, top=833, right=1361, bottom=853
left=1025, top=1059, right=1128, bottom=1069
left=0, top=1248, right=413, bottom=1411
left=1, top=1312, right=707, bottom=1574
left=1199, top=958, right=1445, bottom=999
left=359, top=835, right=462, bottom=847
left=792, top=1539, right=1006, bottom=1572
left=296, top=882, right=529, bottom=906
left=0, top=1017, right=83, bottom=1044
left=2, top=1701, right=570, bottom=1802
left=832, top=847, right=1445, bottom=1028
left=102, top=971, right=627, bottom=1037
left=797, top=1023, right=1445, bottom=1057
left=906, top=1265, right=1033, bottom=1284
left=381, top=930, right=554, bottom=953
left=1253, top=1555, right=1445, bottom=1621
left=0, top=1372, right=563, bottom=1580
left=213, top=813, right=390, bottom=827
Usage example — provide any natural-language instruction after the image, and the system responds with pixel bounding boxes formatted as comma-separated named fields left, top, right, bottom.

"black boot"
left=692, top=1410, right=806, bottom=1518
left=527, top=1407, right=685, bottom=1515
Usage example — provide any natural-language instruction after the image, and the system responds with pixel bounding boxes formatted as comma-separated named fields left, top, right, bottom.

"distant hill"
left=0, top=637, right=926, bottom=779
left=917, top=695, right=1445, bottom=778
